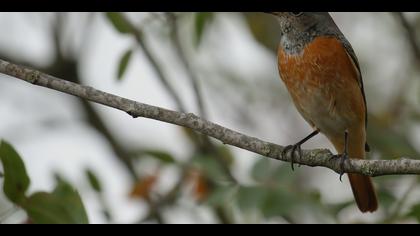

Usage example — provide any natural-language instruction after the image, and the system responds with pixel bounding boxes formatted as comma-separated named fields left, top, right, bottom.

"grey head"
left=268, top=12, right=350, bottom=55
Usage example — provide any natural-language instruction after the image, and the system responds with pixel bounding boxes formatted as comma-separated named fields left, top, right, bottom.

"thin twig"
left=394, top=12, right=420, bottom=61
left=167, top=12, right=207, bottom=118
left=119, top=14, right=186, bottom=112
left=1, top=59, right=420, bottom=177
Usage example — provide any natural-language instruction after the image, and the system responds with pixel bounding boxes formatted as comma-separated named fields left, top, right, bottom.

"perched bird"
left=269, top=12, right=378, bottom=213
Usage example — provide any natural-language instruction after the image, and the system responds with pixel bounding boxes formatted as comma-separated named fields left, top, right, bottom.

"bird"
left=268, top=12, right=378, bottom=213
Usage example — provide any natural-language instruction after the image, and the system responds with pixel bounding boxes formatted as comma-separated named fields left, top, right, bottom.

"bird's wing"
left=342, top=42, right=370, bottom=152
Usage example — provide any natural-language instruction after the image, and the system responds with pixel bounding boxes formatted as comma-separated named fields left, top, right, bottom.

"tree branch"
left=394, top=12, right=420, bottom=61
left=1, top=58, right=420, bottom=177
left=119, top=14, right=187, bottom=113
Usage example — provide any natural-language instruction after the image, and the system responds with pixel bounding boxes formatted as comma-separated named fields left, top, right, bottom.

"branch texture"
left=1, top=59, right=420, bottom=177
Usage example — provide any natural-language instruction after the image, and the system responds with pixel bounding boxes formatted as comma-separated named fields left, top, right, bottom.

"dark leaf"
left=106, top=12, right=133, bottom=34
left=191, top=154, right=230, bottom=182
left=143, top=150, right=176, bottom=164
left=205, top=184, right=237, bottom=207
left=367, top=114, right=420, bottom=159
left=272, top=163, right=298, bottom=185
left=0, top=140, right=30, bottom=204
left=194, top=12, right=214, bottom=47
left=130, top=175, right=157, bottom=200
left=117, top=49, right=133, bottom=80
left=377, top=188, right=397, bottom=210
left=85, top=169, right=102, bottom=193
left=243, top=13, right=281, bottom=53
left=236, top=186, right=268, bottom=211
left=407, top=203, right=420, bottom=222
left=23, top=180, right=89, bottom=224
left=251, top=158, right=273, bottom=182
left=215, top=146, right=235, bottom=167
left=261, top=188, right=297, bottom=217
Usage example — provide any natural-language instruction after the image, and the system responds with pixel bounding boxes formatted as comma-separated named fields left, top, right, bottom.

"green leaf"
left=261, top=188, right=298, bottom=217
left=23, top=179, right=89, bottom=224
left=243, top=13, right=281, bottom=53
left=117, top=49, right=133, bottom=80
left=272, top=163, right=298, bottom=185
left=194, top=12, right=213, bottom=47
left=407, top=203, right=420, bottom=222
left=251, top=159, right=272, bottom=182
left=85, top=169, right=102, bottom=193
left=0, top=140, right=30, bottom=204
left=205, top=184, right=238, bottom=207
left=215, top=146, right=235, bottom=167
left=367, top=114, right=420, bottom=159
left=191, top=154, right=230, bottom=182
left=236, top=186, right=268, bottom=211
left=106, top=12, right=133, bottom=34
left=143, top=150, right=176, bottom=164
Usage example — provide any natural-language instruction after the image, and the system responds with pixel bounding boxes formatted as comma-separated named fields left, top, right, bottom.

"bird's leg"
left=282, top=130, right=320, bottom=171
left=330, top=131, right=349, bottom=182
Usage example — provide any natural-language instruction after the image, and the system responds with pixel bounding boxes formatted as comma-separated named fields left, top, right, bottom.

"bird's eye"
left=290, top=12, right=303, bottom=17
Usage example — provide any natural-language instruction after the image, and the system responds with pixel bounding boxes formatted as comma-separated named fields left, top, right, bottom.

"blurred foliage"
left=117, top=49, right=134, bottom=80
left=105, top=12, right=134, bottom=34
left=0, top=140, right=89, bottom=224
left=0, top=141, right=30, bottom=205
left=2, top=12, right=420, bottom=224
left=85, top=168, right=102, bottom=193
left=194, top=12, right=214, bottom=48
left=243, top=13, right=281, bottom=52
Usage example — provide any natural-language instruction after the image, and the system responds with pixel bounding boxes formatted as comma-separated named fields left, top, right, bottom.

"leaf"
left=270, top=162, right=300, bottom=186
left=191, top=154, right=231, bottom=182
left=236, top=186, right=268, bottom=211
left=377, top=188, right=397, bottom=210
left=243, top=12, right=281, bottom=53
left=117, top=49, right=133, bottom=80
left=0, top=140, right=30, bottom=204
left=85, top=169, right=102, bottom=193
left=187, top=169, right=209, bottom=201
left=367, top=114, right=420, bottom=159
left=130, top=175, right=158, bottom=200
left=205, top=184, right=238, bottom=207
left=194, top=12, right=214, bottom=47
left=23, top=180, right=89, bottom=224
left=407, top=203, right=420, bottom=222
left=105, top=12, right=133, bottom=34
left=261, top=188, right=298, bottom=217
left=143, top=150, right=176, bottom=164
left=215, top=146, right=235, bottom=167
left=251, top=158, right=273, bottom=182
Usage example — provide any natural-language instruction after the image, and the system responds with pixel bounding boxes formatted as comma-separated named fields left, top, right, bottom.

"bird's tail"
left=330, top=129, right=378, bottom=213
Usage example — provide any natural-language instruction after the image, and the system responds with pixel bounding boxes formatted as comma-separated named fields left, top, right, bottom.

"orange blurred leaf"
left=130, top=175, right=158, bottom=200
left=188, top=169, right=209, bottom=202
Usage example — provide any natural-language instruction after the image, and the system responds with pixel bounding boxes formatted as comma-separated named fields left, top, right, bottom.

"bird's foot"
left=282, top=144, right=303, bottom=171
left=330, top=153, right=349, bottom=182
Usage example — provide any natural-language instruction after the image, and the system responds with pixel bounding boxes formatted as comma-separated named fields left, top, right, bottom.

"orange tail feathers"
left=348, top=173, right=378, bottom=212
left=329, top=129, right=378, bottom=213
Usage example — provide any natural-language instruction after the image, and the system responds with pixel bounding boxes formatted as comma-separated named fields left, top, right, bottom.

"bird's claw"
left=330, top=153, right=349, bottom=182
left=282, top=144, right=303, bottom=171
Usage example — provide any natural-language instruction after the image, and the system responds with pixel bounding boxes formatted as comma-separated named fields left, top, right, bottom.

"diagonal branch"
left=1, top=58, right=420, bottom=177
left=394, top=12, right=420, bottom=61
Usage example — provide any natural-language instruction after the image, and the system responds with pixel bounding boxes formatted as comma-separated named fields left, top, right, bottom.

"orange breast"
left=278, top=36, right=365, bottom=136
